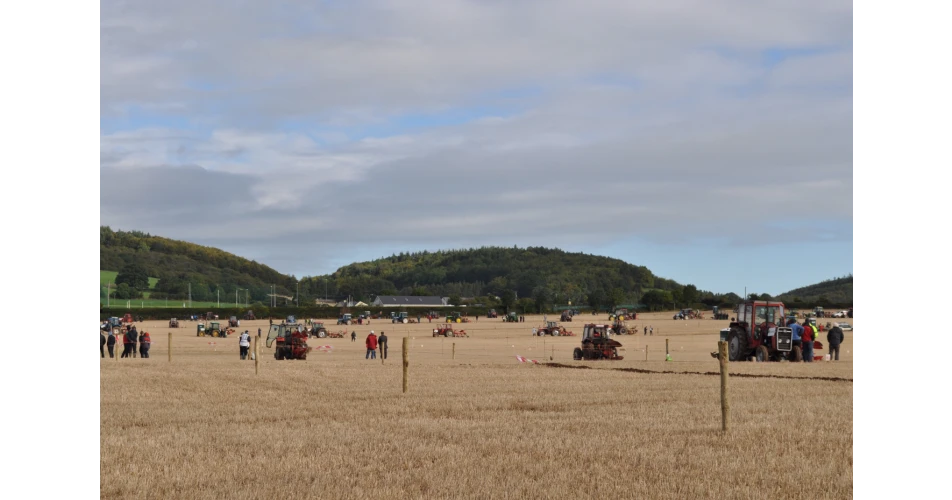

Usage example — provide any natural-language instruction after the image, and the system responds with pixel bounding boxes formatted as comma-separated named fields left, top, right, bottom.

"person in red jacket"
left=139, top=332, right=152, bottom=358
left=801, top=320, right=814, bottom=362
left=121, top=331, right=133, bottom=358
left=365, top=331, right=378, bottom=360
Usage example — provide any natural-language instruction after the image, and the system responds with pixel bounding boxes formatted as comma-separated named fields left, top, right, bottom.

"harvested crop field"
left=100, top=312, right=853, bottom=499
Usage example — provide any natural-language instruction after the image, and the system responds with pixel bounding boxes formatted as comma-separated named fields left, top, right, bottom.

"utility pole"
left=217, top=288, right=220, bottom=308
left=296, top=282, right=299, bottom=307
left=189, top=283, right=192, bottom=308
left=236, top=288, right=238, bottom=308
left=106, top=284, right=110, bottom=307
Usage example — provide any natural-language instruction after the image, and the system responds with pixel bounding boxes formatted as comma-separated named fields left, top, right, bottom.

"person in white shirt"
left=239, top=330, right=251, bottom=360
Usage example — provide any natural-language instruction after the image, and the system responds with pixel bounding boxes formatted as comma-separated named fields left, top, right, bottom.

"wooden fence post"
left=452, top=342, right=456, bottom=360
left=402, top=337, right=409, bottom=394
left=168, top=331, right=172, bottom=363
left=645, top=344, right=648, bottom=361
left=254, top=336, right=259, bottom=375
left=718, top=340, right=730, bottom=431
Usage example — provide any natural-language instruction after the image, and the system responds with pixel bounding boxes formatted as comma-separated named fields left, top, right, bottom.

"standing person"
left=801, top=320, right=814, bottom=362
left=827, top=324, right=844, bottom=361
left=257, top=327, right=262, bottom=338
left=644, top=326, right=648, bottom=336
left=238, top=330, right=251, bottom=360
left=649, top=326, right=653, bottom=336
left=475, top=315, right=479, bottom=322
left=129, top=326, right=139, bottom=358
left=100, top=331, right=106, bottom=358
left=139, top=331, right=151, bottom=358
left=121, top=329, right=133, bottom=358
left=378, top=331, right=388, bottom=360
left=351, top=331, right=357, bottom=342
left=789, top=319, right=804, bottom=352
left=107, top=331, right=117, bottom=358
left=365, top=331, right=378, bottom=359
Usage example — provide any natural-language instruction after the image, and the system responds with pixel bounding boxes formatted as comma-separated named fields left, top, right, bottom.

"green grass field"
left=101, top=271, right=189, bottom=306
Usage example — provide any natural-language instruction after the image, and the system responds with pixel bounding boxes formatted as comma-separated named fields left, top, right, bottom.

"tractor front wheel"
left=573, top=347, right=583, bottom=361
left=727, top=328, right=747, bottom=362
left=754, top=345, right=770, bottom=362
left=198, top=331, right=206, bottom=337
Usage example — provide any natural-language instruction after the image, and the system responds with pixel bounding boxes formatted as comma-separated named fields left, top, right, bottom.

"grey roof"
left=373, top=296, right=445, bottom=306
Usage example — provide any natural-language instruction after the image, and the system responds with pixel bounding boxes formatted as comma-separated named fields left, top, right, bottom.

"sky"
left=99, top=0, right=853, bottom=296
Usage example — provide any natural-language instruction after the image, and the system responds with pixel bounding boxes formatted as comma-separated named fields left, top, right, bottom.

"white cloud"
left=100, top=0, right=852, bottom=279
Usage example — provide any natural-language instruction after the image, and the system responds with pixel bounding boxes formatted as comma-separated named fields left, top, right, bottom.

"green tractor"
left=206, top=321, right=226, bottom=338
left=503, top=312, right=519, bottom=323
left=446, top=311, right=463, bottom=323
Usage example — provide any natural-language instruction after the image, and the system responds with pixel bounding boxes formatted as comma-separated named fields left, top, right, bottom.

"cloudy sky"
left=100, top=0, right=852, bottom=295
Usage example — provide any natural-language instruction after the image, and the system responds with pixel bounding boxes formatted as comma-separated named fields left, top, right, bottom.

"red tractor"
left=432, top=324, right=467, bottom=337
left=725, top=300, right=796, bottom=362
left=535, top=321, right=574, bottom=336
left=573, top=324, right=624, bottom=360
left=121, top=313, right=134, bottom=324
left=267, top=323, right=311, bottom=360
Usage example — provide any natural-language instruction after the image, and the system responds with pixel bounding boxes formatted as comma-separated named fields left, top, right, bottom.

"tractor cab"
left=546, top=321, right=559, bottom=329
left=196, top=323, right=206, bottom=336
left=582, top=324, right=614, bottom=340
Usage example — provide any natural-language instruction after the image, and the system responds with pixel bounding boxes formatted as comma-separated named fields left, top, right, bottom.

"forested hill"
left=775, top=275, right=853, bottom=304
left=101, top=227, right=296, bottom=302
left=101, top=228, right=747, bottom=310
left=301, top=247, right=739, bottom=310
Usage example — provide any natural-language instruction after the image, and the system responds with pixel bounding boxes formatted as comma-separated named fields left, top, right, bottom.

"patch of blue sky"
left=584, top=236, right=852, bottom=296
left=100, top=106, right=204, bottom=134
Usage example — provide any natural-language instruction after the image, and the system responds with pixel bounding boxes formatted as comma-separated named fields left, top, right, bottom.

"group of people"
left=100, top=325, right=151, bottom=359
left=789, top=319, right=846, bottom=362
left=364, top=330, right=388, bottom=360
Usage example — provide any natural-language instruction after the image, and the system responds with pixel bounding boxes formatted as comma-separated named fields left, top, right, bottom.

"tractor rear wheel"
left=727, top=327, right=747, bottom=362
left=553, top=330, right=560, bottom=336
left=754, top=345, right=770, bottom=362
left=573, top=348, right=583, bottom=361
left=789, top=345, right=803, bottom=362
left=318, top=330, right=327, bottom=339
left=403, top=318, right=408, bottom=324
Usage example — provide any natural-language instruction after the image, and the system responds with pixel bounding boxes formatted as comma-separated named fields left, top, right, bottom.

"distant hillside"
left=100, top=229, right=772, bottom=311
left=300, top=246, right=740, bottom=311
left=775, top=275, right=853, bottom=305
left=100, top=227, right=296, bottom=303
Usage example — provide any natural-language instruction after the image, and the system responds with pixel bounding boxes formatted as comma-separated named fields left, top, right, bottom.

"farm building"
left=372, top=296, right=447, bottom=308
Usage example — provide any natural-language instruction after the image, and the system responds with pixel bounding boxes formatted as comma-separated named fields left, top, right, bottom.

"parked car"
left=835, top=322, right=852, bottom=331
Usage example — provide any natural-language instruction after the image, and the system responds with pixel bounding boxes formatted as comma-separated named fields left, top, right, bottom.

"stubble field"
left=100, top=312, right=853, bottom=499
